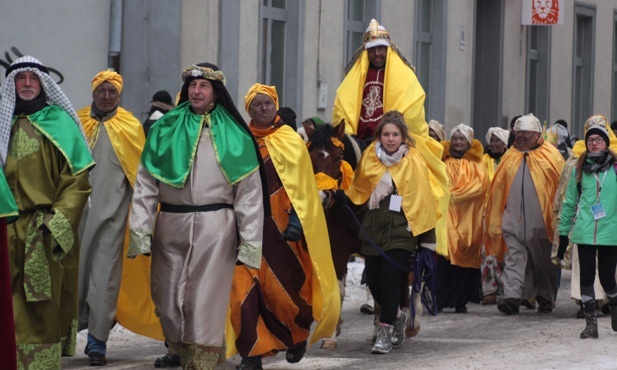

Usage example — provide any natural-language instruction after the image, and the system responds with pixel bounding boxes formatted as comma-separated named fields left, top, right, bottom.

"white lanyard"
left=593, top=171, right=608, bottom=203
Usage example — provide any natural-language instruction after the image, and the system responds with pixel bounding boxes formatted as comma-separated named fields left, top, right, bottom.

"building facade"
left=2, top=0, right=616, bottom=140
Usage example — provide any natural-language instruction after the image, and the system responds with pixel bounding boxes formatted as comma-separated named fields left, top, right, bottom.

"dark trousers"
left=365, top=249, right=411, bottom=325
left=578, top=244, right=617, bottom=311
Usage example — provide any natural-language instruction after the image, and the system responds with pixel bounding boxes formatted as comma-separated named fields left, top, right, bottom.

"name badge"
left=389, top=194, right=402, bottom=212
left=591, top=203, right=606, bottom=220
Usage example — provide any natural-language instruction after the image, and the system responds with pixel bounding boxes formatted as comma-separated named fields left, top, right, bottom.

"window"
left=572, top=3, right=595, bottom=137
left=525, top=26, right=551, bottom=124
left=414, top=0, right=445, bottom=123
left=260, top=1, right=287, bottom=100
left=344, top=0, right=379, bottom=66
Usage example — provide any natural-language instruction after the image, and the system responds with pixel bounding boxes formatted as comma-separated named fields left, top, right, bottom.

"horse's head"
left=304, top=120, right=347, bottom=208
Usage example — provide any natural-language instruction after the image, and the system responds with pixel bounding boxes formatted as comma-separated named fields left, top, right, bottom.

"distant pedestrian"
left=143, top=90, right=174, bottom=136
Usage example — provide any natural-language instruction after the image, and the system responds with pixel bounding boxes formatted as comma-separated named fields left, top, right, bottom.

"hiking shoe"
left=154, top=352, right=181, bottom=368
left=371, top=323, right=393, bottom=354
left=391, top=310, right=408, bottom=348
left=536, top=296, right=553, bottom=314
left=88, top=352, right=107, bottom=366
left=497, top=298, right=520, bottom=315
left=580, top=312, right=598, bottom=339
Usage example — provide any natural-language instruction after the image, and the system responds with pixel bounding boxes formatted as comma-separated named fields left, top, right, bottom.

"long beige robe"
left=130, top=126, right=263, bottom=367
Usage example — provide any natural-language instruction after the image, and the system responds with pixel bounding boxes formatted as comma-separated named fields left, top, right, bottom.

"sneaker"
left=391, top=310, right=408, bottom=348
left=371, top=323, right=393, bottom=354
left=154, top=352, right=181, bottom=368
left=497, top=298, right=520, bottom=315
left=88, top=352, right=107, bottom=366
left=236, top=356, right=263, bottom=370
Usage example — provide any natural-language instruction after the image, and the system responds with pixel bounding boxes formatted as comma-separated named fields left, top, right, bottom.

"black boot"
left=580, top=312, right=598, bottom=339
left=611, top=305, right=617, bottom=332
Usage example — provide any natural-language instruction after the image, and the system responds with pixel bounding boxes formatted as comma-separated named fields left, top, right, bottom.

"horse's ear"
left=333, top=120, right=346, bottom=140
left=302, top=119, right=316, bottom=139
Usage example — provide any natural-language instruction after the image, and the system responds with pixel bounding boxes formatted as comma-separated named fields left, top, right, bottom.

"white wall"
left=0, top=0, right=110, bottom=110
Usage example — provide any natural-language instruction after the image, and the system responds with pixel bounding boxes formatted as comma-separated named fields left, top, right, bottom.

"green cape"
left=22, top=105, right=94, bottom=175
left=141, top=102, right=259, bottom=188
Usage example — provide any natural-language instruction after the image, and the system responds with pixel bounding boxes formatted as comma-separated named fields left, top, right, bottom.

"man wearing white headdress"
left=484, top=113, right=564, bottom=315
left=437, top=124, right=489, bottom=313
left=0, top=56, right=93, bottom=368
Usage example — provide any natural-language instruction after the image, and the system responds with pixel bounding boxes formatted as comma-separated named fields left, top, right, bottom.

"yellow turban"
left=92, top=70, right=123, bottom=94
left=244, top=83, right=279, bottom=113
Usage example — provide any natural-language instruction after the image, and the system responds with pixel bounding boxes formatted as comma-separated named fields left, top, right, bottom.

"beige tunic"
left=78, top=124, right=132, bottom=341
left=130, top=126, right=263, bottom=356
left=501, top=161, right=559, bottom=301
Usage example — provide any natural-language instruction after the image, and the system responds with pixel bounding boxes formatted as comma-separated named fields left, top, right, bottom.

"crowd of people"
left=2, top=18, right=617, bottom=370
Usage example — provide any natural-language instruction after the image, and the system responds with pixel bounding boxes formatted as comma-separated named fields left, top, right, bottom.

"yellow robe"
left=226, top=124, right=339, bottom=357
left=482, top=153, right=499, bottom=182
left=78, top=106, right=163, bottom=339
left=346, top=142, right=437, bottom=237
left=443, top=140, right=489, bottom=269
left=484, top=140, right=565, bottom=262
left=332, top=48, right=450, bottom=256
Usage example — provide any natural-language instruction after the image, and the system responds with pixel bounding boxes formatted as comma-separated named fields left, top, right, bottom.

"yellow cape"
left=482, top=153, right=498, bottom=182
left=225, top=125, right=340, bottom=355
left=484, top=140, right=565, bottom=262
left=332, top=47, right=450, bottom=256
left=442, top=140, right=489, bottom=268
left=78, top=106, right=146, bottom=187
left=346, top=142, right=437, bottom=236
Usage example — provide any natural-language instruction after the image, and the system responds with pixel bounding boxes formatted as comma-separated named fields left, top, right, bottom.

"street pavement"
left=62, top=269, right=617, bottom=369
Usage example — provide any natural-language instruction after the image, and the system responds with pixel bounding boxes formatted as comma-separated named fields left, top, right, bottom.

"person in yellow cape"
left=437, top=124, right=489, bottom=314
left=76, top=70, right=153, bottom=366
left=479, top=126, right=509, bottom=305
left=227, top=83, right=339, bottom=370
left=484, top=113, right=565, bottom=316
left=332, top=18, right=450, bottom=259
left=345, top=110, right=436, bottom=354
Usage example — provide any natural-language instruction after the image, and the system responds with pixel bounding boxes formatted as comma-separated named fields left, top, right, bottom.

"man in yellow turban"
left=77, top=70, right=148, bottom=365
left=332, top=18, right=450, bottom=260
left=484, top=113, right=565, bottom=316
left=227, top=83, right=339, bottom=370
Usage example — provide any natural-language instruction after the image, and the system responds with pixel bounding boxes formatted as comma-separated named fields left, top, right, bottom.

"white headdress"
left=450, top=123, right=474, bottom=144
left=485, top=127, right=510, bottom=146
left=0, top=56, right=88, bottom=168
left=513, top=113, right=542, bottom=133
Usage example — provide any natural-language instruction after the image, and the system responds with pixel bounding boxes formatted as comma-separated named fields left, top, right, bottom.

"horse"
left=303, top=120, right=425, bottom=349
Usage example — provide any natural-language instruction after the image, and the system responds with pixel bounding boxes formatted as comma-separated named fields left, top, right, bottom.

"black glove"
left=282, top=224, right=302, bottom=242
left=557, top=235, right=569, bottom=260
left=282, top=208, right=303, bottom=242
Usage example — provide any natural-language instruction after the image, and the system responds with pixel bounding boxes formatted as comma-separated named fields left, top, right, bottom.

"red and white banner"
left=522, top=0, right=563, bottom=25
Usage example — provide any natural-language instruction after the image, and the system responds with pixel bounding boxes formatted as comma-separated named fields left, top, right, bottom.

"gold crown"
left=363, top=19, right=390, bottom=44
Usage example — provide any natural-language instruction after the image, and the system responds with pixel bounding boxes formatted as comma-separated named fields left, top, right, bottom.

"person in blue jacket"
left=558, top=121, right=617, bottom=339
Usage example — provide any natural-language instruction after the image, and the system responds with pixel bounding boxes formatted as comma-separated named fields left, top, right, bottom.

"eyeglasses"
left=587, top=137, right=604, bottom=144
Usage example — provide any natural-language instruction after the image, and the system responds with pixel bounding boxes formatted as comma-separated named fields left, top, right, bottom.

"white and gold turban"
left=428, top=119, right=445, bottom=142
left=513, top=113, right=542, bottom=133
left=364, top=19, right=391, bottom=49
left=485, top=127, right=510, bottom=146
left=450, top=123, right=474, bottom=144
